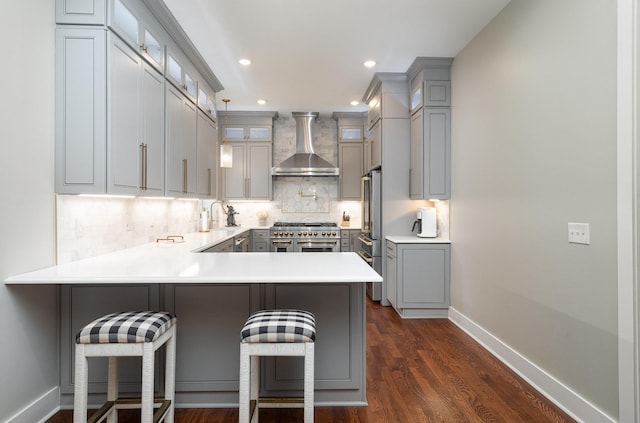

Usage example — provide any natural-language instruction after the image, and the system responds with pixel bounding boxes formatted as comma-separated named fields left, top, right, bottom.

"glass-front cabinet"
left=109, top=0, right=166, bottom=73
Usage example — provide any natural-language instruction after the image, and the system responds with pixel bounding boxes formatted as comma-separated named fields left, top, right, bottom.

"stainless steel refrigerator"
left=358, top=169, right=382, bottom=301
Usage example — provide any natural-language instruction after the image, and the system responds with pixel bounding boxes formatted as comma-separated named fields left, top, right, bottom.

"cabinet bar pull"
left=207, top=168, right=212, bottom=196
left=139, top=43, right=148, bottom=53
left=183, top=159, right=188, bottom=193
left=143, top=144, right=148, bottom=190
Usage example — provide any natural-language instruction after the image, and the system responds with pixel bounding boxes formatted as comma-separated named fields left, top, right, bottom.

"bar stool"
left=73, top=311, right=177, bottom=423
left=239, top=309, right=316, bottom=423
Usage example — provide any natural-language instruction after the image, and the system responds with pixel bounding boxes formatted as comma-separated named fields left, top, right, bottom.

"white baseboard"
left=448, top=307, right=615, bottom=423
left=5, top=386, right=60, bottom=423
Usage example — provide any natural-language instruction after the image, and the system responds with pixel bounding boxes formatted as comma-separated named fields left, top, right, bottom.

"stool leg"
left=239, top=344, right=250, bottom=423
left=106, top=356, right=118, bottom=423
left=250, top=355, right=259, bottom=423
left=304, top=343, right=315, bottom=423
left=73, top=344, right=88, bottom=423
left=141, top=342, right=154, bottom=423
left=164, top=326, right=176, bottom=423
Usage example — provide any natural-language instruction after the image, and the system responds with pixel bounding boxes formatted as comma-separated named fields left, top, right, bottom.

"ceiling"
left=163, top=0, right=511, bottom=116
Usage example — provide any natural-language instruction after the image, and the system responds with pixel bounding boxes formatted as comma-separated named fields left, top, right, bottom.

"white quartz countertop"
left=5, top=227, right=382, bottom=285
left=385, top=236, right=451, bottom=244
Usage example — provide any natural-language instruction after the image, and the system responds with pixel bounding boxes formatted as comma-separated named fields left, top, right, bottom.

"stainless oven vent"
left=271, top=112, right=339, bottom=177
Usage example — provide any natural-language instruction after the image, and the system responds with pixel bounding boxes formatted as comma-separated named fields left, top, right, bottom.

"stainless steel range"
left=270, top=222, right=340, bottom=252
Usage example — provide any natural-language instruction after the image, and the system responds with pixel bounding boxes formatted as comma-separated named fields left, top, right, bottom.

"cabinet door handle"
left=143, top=143, right=148, bottom=191
left=207, top=168, right=212, bottom=196
left=140, top=143, right=148, bottom=191
left=183, top=159, right=188, bottom=193
left=139, top=43, right=148, bottom=53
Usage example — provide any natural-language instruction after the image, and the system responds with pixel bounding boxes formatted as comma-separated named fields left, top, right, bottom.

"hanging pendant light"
left=220, top=98, right=233, bottom=168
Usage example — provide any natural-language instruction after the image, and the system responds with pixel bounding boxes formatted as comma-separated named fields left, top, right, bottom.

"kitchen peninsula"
left=6, top=228, right=381, bottom=407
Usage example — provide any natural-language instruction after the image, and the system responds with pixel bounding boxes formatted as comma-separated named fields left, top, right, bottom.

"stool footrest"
left=87, top=398, right=172, bottom=423
left=259, top=397, right=305, bottom=408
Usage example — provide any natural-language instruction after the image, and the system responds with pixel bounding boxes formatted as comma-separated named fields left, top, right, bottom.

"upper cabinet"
left=56, top=0, right=106, bottom=24
left=333, top=112, right=366, bottom=200
left=108, top=35, right=165, bottom=196
left=364, top=73, right=409, bottom=130
left=54, top=0, right=223, bottom=197
left=55, top=27, right=107, bottom=194
left=166, top=47, right=198, bottom=103
left=219, top=112, right=277, bottom=201
left=108, top=0, right=167, bottom=73
left=406, top=58, right=453, bottom=200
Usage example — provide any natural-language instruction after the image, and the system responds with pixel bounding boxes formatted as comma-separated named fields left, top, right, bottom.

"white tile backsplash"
left=56, top=195, right=199, bottom=263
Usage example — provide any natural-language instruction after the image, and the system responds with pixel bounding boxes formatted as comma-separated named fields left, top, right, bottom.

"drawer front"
left=386, top=241, right=397, bottom=257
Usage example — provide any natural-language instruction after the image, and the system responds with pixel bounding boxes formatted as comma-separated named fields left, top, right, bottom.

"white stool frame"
left=73, top=325, right=176, bottom=423
left=239, top=342, right=315, bottom=423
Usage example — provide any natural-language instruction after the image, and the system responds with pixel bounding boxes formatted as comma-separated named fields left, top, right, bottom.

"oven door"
left=295, top=239, right=340, bottom=253
left=270, top=239, right=293, bottom=252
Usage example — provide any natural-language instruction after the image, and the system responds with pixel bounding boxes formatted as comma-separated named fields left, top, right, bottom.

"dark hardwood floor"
left=47, top=298, right=575, bottom=423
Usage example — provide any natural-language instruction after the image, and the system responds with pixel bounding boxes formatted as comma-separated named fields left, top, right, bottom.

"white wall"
left=0, top=0, right=58, bottom=422
left=450, top=0, right=618, bottom=419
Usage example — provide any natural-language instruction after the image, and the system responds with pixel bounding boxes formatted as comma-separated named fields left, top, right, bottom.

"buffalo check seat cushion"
left=76, top=311, right=177, bottom=344
left=240, top=309, right=316, bottom=343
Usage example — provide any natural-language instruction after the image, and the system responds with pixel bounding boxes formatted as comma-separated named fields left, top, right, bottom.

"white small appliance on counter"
left=413, top=207, right=437, bottom=238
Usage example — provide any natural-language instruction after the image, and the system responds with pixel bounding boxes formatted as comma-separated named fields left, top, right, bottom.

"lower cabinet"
left=252, top=229, right=269, bottom=252
left=58, top=281, right=366, bottom=406
left=385, top=241, right=450, bottom=318
left=166, top=284, right=260, bottom=403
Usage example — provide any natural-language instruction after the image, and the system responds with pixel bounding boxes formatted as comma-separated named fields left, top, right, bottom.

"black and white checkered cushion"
left=76, top=311, right=176, bottom=344
left=240, top=309, right=316, bottom=343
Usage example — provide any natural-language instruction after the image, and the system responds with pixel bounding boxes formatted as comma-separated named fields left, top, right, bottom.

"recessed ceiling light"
left=350, top=101, right=360, bottom=106
left=239, top=58, right=252, bottom=66
left=364, top=60, right=376, bottom=68
left=257, top=99, right=267, bottom=105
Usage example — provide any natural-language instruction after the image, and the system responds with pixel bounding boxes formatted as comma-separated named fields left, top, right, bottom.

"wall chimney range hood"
left=271, top=112, right=339, bottom=176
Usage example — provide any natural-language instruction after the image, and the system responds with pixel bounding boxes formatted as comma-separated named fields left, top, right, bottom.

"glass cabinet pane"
left=168, top=55, right=181, bottom=84
left=198, top=88, right=208, bottom=110
left=411, top=87, right=422, bottom=111
left=184, top=72, right=196, bottom=97
left=207, top=98, right=217, bottom=118
left=248, top=127, right=270, bottom=140
left=113, top=0, right=139, bottom=44
left=224, top=127, right=246, bottom=140
left=340, top=127, right=362, bottom=141
left=143, top=28, right=162, bottom=67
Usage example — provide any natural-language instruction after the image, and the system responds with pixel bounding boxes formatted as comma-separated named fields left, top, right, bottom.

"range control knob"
left=313, top=232, right=318, bottom=236
left=289, top=232, right=294, bottom=237
left=321, top=232, right=326, bottom=236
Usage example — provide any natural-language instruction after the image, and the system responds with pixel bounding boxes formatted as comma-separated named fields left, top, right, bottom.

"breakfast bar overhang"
left=6, top=234, right=382, bottom=408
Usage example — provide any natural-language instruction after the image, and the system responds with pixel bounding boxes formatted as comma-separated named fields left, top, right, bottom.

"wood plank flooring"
left=47, top=297, right=575, bottom=423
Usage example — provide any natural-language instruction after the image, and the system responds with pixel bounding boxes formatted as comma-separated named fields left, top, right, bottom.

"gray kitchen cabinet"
left=410, top=108, right=451, bottom=199
left=108, top=35, right=164, bottom=196
left=222, top=125, right=272, bottom=142
left=252, top=229, right=270, bottom=252
left=108, top=0, right=167, bottom=74
left=166, top=47, right=198, bottom=104
left=265, top=283, right=365, bottom=399
left=385, top=242, right=398, bottom=307
left=56, top=0, right=105, bottom=24
left=338, top=143, right=364, bottom=200
left=362, top=73, right=411, bottom=306
left=196, top=111, right=217, bottom=199
left=367, top=120, right=382, bottom=171
left=221, top=142, right=272, bottom=200
left=341, top=229, right=362, bottom=252
left=234, top=230, right=251, bottom=252
left=55, top=27, right=107, bottom=194
left=165, top=83, right=197, bottom=198
left=386, top=240, right=450, bottom=318
left=164, top=284, right=260, bottom=398
left=197, top=82, right=217, bottom=123
left=200, top=238, right=234, bottom=252
left=365, top=75, right=409, bottom=129
left=407, top=57, right=452, bottom=200
left=334, top=112, right=365, bottom=199
left=59, top=285, right=161, bottom=396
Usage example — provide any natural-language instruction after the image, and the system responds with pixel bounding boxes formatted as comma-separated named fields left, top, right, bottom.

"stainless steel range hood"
left=271, top=112, right=339, bottom=176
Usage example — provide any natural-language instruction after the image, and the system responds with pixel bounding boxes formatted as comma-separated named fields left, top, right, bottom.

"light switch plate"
left=568, top=222, right=590, bottom=244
